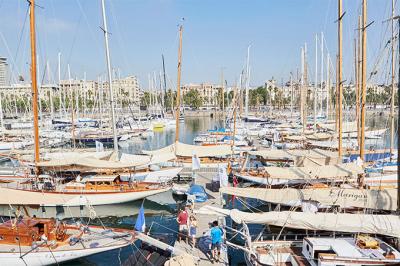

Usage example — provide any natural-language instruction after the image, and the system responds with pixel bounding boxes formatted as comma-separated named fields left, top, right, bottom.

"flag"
left=218, top=164, right=228, bottom=187
left=134, top=205, right=146, bottom=232
left=192, top=152, right=201, bottom=171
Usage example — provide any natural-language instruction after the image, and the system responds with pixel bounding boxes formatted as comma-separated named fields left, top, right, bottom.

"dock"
left=173, top=170, right=229, bottom=265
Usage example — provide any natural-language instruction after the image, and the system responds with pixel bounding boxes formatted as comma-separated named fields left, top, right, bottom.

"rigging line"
left=0, top=32, right=23, bottom=84
left=61, top=11, right=83, bottom=81
left=8, top=5, right=29, bottom=84
left=75, top=0, right=103, bottom=59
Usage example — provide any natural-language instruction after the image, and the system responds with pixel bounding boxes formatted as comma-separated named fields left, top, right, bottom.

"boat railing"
left=260, top=232, right=355, bottom=242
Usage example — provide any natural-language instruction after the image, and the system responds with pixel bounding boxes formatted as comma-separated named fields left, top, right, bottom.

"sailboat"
left=0, top=1, right=137, bottom=265
left=0, top=0, right=171, bottom=207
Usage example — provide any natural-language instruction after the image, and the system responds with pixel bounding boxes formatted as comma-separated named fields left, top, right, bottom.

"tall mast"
left=314, top=34, right=318, bottom=129
left=290, top=73, right=293, bottom=117
left=320, top=32, right=324, bottom=115
left=68, top=64, right=76, bottom=149
left=232, top=86, right=237, bottom=148
left=47, top=60, right=54, bottom=120
left=58, top=52, right=62, bottom=117
left=326, top=53, right=330, bottom=117
left=389, top=0, right=396, bottom=160
left=221, top=67, right=225, bottom=124
left=175, top=25, right=183, bottom=142
left=300, top=47, right=305, bottom=131
left=29, top=0, right=40, bottom=164
left=101, top=0, right=118, bottom=153
left=244, top=45, right=251, bottom=118
left=359, top=0, right=367, bottom=161
left=303, top=43, right=308, bottom=131
left=337, top=0, right=343, bottom=158
left=357, top=15, right=362, bottom=150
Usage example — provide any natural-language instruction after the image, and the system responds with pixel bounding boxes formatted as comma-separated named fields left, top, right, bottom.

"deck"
left=173, top=170, right=229, bottom=265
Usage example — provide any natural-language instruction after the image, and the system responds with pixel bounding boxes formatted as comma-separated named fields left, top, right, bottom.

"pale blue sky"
left=0, top=0, right=396, bottom=88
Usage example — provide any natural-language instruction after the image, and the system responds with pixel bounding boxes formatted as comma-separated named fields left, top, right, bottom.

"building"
left=181, top=83, right=221, bottom=107
left=0, top=57, right=8, bottom=86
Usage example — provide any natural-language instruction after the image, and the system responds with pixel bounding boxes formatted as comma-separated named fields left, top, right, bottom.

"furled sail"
left=220, top=187, right=397, bottom=211
left=198, top=206, right=400, bottom=238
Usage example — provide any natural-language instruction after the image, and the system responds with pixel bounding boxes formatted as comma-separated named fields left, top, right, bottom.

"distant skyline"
left=0, top=0, right=396, bottom=89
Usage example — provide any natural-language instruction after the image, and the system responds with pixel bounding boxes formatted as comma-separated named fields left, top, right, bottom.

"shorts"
left=211, top=242, right=221, bottom=250
left=190, top=227, right=197, bottom=237
left=179, top=224, right=188, bottom=232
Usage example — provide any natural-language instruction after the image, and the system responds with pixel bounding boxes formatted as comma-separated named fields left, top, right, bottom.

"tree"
left=183, top=89, right=203, bottom=109
left=141, top=91, right=151, bottom=106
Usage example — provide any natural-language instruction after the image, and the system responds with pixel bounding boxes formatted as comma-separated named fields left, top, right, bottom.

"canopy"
left=120, top=152, right=176, bottom=165
left=36, top=156, right=150, bottom=169
left=262, top=163, right=363, bottom=180
left=220, top=187, right=397, bottom=211
left=142, top=141, right=235, bottom=158
left=248, top=149, right=339, bottom=166
left=43, top=151, right=113, bottom=161
left=198, top=206, right=400, bottom=238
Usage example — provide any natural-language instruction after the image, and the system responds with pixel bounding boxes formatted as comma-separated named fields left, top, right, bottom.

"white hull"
left=1, top=243, right=129, bottom=266
left=0, top=186, right=170, bottom=206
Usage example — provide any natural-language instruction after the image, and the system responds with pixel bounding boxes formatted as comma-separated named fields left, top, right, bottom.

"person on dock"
left=189, top=214, right=197, bottom=247
left=210, top=220, right=224, bottom=263
left=177, top=207, right=189, bottom=244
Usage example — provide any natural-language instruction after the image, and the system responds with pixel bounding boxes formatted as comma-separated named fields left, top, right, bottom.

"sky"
left=0, top=0, right=396, bottom=89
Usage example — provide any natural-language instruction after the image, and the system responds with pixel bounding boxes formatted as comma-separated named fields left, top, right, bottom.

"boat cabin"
left=0, top=218, right=65, bottom=246
left=302, top=236, right=400, bottom=266
left=66, top=174, right=122, bottom=191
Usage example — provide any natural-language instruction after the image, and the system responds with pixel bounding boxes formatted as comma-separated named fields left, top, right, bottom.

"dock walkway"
left=173, top=171, right=229, bottom=265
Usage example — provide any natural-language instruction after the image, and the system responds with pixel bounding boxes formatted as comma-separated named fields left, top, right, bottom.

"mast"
left=337, top=0, right=343, bottom=158
left=175, top=25, right=183, bottom=142
left=389, top=0, right=396, bottom=160
left=326, top=53, right=330, bottom=118
left=29, top=0, right=40, bottom=163
left=320, top=32, right=324, bottom=115
left=232, top=86, right=238, bottom=147
left=359, top=0, right=367, bottom=161
left=290, top=73, right=293, bottom=117
left=58, top=52, right=62, bottom=117
left=221, top=67, right=225, bottom=124
left=314, top=34, right=318, bottom=129
left=47, top=60, right=54, bottom=120
left=300, top=47, right=305, bottom=131
left=244, top=45, right=251, bottom=118
left=68, top=64, right=76, bottom=149
left=303, top=43, right=308, bottom=131
left=357, top=15, right=362, bottom=150
left=101, top=0, right=118, bottom=153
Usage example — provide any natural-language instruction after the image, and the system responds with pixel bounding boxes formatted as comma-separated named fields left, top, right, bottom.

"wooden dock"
left=173, top=170, right=229, bottom=265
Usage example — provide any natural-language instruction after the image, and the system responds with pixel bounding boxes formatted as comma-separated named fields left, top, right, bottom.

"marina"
left=0, top=0, right=399, bottom=265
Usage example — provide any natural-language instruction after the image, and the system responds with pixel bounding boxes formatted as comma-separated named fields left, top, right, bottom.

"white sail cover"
left=36, top=156, right=151, bottom=169
left=261, top=163, right=363, bottom=180
left=142, top=141, right=235, bottom=158
left=248, top=149, right=339, bottom=166
left=220, top=187, right=397, bottom=211
left=198, top=206, right=400, bottom=238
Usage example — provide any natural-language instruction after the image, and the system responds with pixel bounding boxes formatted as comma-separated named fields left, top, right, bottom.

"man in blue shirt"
left=210, top=220, right=223, bottom=263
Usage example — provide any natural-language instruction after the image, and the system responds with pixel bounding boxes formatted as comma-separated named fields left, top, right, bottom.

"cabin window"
left=0, top=235, right=3, bottom=240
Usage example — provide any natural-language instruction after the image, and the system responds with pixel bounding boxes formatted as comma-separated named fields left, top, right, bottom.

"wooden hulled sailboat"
left=0, top=1, right=137, bottom=265
left=0, top=0, right=170, bottom=207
